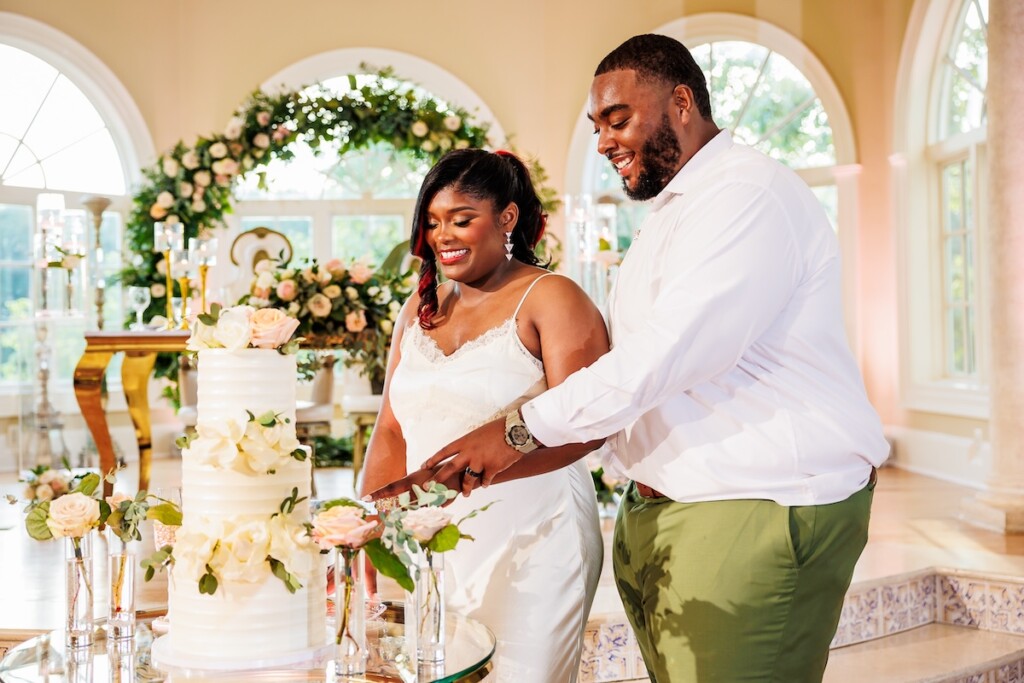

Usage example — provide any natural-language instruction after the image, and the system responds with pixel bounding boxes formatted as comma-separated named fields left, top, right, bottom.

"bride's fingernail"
left=360, top=495, right=372, bottom=502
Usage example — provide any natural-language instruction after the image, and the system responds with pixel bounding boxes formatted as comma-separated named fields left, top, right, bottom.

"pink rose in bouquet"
left=345, top=310, right=368, bottom=333
left=348, top=261, right=374, bottom=284
left=276, top=279, right=298, bottom=302
left=250, top=308, right=300, bottom=348
left=308, top=293, right=332, bottom=318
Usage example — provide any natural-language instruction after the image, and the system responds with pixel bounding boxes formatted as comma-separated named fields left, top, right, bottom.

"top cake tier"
left=196, top=349, right=297, bottom=425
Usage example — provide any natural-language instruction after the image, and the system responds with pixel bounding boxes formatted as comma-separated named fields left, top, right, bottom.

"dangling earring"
left=504, top=228, right=513, bottom=261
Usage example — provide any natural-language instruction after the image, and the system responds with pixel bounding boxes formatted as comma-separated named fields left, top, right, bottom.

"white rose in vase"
left=402, top=507, right=453, bottom=544
left=46, top=492, right=101, bottom=538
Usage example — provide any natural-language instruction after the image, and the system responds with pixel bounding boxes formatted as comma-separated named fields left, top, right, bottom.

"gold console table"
left=72, top=331, right=188, bottom=498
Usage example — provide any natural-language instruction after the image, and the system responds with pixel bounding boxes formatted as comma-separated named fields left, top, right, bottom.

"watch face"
left=509, top=424, right=531, bottom=446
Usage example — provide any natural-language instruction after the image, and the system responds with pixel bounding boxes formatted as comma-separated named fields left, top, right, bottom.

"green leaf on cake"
left=175, top=432, right=194, bottom=450
left=364, top=538, right=413, bottom=592
left=291, top=447, right=308, bottom=462
left=426, top=524, right=461, bottom=553
left=268, top=557, right=303, bottom=594
left=199, top=566, right=219, bottom=595
left=25, top=502, right=53, bottom=541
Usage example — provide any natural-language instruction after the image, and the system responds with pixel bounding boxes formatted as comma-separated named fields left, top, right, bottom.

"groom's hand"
left=422, top=417, right=525, bottom=496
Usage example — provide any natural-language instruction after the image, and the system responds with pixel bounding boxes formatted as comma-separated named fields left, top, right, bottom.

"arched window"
left=567, top=14, right=858, bottom=339
left=894, top=0, right=988, bottom=418
left=222, top=49, right=503, bottom=292
left=0, top=13, right=151, bottom=402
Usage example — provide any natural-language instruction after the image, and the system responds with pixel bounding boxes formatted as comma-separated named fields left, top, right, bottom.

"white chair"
left=227, top=227, right=293, bottom=302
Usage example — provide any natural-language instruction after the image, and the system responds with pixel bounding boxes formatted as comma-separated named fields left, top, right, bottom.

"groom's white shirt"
left=522, top=130, right=889, bottom=506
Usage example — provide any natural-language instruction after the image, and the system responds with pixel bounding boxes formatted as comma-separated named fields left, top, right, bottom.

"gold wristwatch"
left=504, top=410, right=539, bottom=453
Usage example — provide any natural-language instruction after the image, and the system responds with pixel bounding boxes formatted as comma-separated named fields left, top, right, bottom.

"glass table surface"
left=0, top=606, right=494, bottom=683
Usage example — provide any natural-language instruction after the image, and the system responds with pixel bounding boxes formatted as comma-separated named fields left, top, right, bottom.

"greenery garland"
left=118, top=66, right=559, bottom=402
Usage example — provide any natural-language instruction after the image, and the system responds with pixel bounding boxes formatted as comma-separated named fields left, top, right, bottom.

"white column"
left=962, top=0, right=1024, bottom=532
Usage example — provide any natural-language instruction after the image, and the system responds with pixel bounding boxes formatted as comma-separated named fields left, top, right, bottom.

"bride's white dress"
left=388, top=274, right=603, bottom=682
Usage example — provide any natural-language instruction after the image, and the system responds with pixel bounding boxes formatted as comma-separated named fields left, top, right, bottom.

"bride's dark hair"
left=410, top=148, right=548, bottom=329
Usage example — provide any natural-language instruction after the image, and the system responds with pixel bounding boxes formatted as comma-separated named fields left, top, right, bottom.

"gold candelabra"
left=176, top=276, right=190, bottom=329
left=198, top=263, right=210, bottom=314
left=162, top=249, right=175, bottom=329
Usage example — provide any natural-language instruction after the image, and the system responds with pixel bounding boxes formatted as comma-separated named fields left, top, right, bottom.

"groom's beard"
left=624, top=114, right=682, bottom=201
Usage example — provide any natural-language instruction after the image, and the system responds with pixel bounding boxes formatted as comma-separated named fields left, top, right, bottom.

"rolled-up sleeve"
left=522, top=181, right=803, bottom=448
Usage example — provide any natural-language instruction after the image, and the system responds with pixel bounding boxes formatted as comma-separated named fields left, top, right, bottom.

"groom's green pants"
left=613, top=476, right=874, bottom=683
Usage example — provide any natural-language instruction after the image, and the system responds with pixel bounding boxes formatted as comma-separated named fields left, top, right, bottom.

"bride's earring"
left=504, top=228, right=513, bottom=261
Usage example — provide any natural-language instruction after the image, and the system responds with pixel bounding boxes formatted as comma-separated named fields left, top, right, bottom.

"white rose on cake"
left=238, top=421, right=291, bottom=473
left=187, top=314, right=219, bottom=351
left=187, top=419, right=245, bottom=470
left=46, top=492, right=101, bottom=539
left=211, top=520, right=272, bottom=582
left=174, top=522, right=223, bottom=582
left=268, top=515, right=317, bottom=579
left=212, top=306, right=253, bottom=351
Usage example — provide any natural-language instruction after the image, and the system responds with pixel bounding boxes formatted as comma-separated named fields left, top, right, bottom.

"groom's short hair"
left=595, top=34, right=713, bottom=120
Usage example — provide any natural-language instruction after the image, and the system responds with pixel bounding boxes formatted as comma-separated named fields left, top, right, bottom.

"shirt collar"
left=650, top=128, right=733, bottom=211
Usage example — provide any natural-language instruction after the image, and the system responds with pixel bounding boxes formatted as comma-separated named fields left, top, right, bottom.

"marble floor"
left=3, top=460, right=1024, bottom=676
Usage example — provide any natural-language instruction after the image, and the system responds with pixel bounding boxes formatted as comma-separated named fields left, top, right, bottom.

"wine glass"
left=127, top=286, right=151, bottom=331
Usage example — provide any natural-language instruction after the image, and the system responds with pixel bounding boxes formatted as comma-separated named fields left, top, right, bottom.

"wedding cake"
left=165, top=314, right=327, bottom=666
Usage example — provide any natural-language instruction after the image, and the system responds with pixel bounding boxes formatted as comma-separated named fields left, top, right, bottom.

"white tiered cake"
left=166, top=348, right=327, bottom=665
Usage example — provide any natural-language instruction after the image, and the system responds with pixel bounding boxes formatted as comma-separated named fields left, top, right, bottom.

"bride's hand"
left=363, top=465, right=461, bottom=502
left=421, top=417, right=525, bottom=497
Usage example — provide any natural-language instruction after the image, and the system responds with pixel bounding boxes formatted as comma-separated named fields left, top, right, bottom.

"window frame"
left=893, top=0, right=989, bottom=419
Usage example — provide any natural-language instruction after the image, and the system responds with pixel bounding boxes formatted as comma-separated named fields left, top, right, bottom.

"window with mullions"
left=935, top=0, right=987, bottom=381
left=584, top=40, right=839, bottom=247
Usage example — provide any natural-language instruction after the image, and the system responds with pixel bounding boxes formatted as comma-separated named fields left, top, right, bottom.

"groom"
left=379, top=34, right=889, bottom=682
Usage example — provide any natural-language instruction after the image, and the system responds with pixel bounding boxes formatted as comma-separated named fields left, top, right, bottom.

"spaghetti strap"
left=513, top=272, right=557, bottom=320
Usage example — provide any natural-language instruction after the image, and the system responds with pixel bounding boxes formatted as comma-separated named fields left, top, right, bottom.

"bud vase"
left=64, top=533, right=94, bottom=648
left=414, top=550, right=445, bottom=663
left=334, top=547, right=367, bottom=675
left=107, top=531, right=135, bottom=640
left=107, top=638, right=136, bottom=683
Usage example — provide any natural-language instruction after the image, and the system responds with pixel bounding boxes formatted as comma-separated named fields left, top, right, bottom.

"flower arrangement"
left=115, top=66, right=556, bottom=405
left=242, top=258, right=413, bottom=386
left=176, top=410, right=309, bottom=476
left=20, top=465, right=73, bottom=503
left=186, top=303, right=301, bottom=354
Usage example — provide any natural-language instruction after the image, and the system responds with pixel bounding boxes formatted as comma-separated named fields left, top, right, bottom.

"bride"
left=360, top=148, right=609, bottom=682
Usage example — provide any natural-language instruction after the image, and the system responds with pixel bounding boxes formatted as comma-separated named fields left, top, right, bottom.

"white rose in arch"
left=192, top=198, right=207, bottom=213
left=182, top=149, right=200, bottom=170
left=178, top=181, right=194, bottom=199
left=443, top=115, right=462, bottom=131
left=209, top=141, right=228, bottom=159
left=252, top=132, right=271, bottom=149
left=156, top=191, right=175, bottom=209
left=224, top=117, right=244, bottom=141
left=212, top=158, right=239, bottom=176
left=256, top=110, right=272, bottom=127
left=411, top=121, right=429, bottom=138
left=150, top=283, right=166, bottom=298
left=455, top=139, right=470, bottom=150
left=162, top=157, right=180, bottom=177
left=439, top=137, right=452, bottom=151
left=322, top=284, right=342, bottom=299
left=379, top=319, right=393, bottom=335
left=193, top=170, right=212, bottom=187
left=421, top=140, right=436, bottom=153
left=402, top=507, right=452, bottom=544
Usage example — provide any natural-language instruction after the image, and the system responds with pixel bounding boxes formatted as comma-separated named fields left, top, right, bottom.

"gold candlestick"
left=198, top=264, right=210, bottom=314
left=163, top=250, right=175, bottom=329
left=176, top=276, right=190, bottom=329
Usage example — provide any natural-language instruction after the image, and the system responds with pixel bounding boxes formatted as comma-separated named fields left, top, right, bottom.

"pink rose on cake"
left=311, top=504, right=379, bottom=550
left=250, top=308, right=300, bottom=349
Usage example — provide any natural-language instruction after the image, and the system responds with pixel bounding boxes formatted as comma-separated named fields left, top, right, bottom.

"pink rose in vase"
left=249, top=308, right=300, bottom=348
left=311, top=505, right=379, bottom=550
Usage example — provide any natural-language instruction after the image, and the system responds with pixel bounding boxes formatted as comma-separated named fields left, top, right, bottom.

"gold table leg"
left=121, top=352, right=158, bottom=494
left=72, top=350, right=114, bottom=498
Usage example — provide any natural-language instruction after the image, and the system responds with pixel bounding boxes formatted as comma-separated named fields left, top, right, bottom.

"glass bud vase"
left=415, top=550, right=445, bottom=663
left=334, top=547, right=367, bottom=676
left=64, top=533, right=94, bottom=648
left=107, top=530, right=135, bottom=640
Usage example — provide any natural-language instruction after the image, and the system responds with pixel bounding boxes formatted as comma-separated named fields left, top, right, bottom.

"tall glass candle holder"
left=188, top=236, right=217, bottom=314
left=170, top=247, right=192, bottom=329
left=153, top=223, right=184, bottom=329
